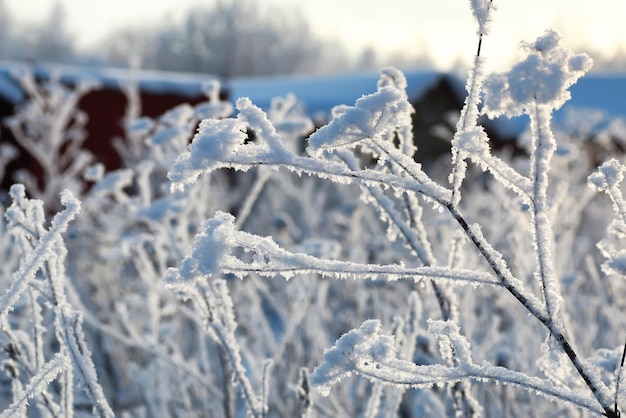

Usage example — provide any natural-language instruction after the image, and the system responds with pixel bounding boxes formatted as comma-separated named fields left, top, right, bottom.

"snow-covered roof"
left=0, top=61, right=221, bottom=104
left=0, top=61, right=623, bottom=142
left=0, top=73, right=23, bottom=104
left=227, top=70, right=442, bottom=118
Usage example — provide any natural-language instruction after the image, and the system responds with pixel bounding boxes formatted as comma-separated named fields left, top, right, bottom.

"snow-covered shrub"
left=3, top=70, right=100, bottom=209
left=0, top=1, right=625, bottom=417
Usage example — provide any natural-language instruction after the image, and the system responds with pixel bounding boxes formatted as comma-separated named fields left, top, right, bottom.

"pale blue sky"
left=7, top=0, right=626, bottom=72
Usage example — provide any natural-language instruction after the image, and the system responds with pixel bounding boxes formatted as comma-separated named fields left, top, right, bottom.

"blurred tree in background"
left=0, top=0, right=75, bottom=64
left=103, top=0, right=345, bottom=76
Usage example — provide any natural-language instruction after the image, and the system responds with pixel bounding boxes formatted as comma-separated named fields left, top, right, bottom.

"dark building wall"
left=411, top=77, right=460, bottom=163
left=77, top=88, right=208, bottom=170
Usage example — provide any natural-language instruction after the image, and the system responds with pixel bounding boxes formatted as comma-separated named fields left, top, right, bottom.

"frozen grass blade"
left=0, top=354, right=67, bottom=418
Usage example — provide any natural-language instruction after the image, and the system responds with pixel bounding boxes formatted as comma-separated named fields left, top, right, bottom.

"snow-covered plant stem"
left=445, top=203, right=546, bottom=318
left=521, top=103, right=613, bottom=415
left=528, top=102, right=561, bottom=325
left=589, top=159, right=626, bottom=225
left=311, top=320, right=608, bottom=415
left=450, top=0, right=493, bottom=206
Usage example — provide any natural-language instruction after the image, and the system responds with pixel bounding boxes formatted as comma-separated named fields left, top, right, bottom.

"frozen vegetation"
left=1, top=1, right=626, bottom=417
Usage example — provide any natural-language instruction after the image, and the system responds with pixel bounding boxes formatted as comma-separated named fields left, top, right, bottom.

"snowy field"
left=1, top=2, right=626, bottom=417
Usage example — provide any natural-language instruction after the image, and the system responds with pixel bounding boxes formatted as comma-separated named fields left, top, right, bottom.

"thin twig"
left=615, top=339, right=626, bottom=416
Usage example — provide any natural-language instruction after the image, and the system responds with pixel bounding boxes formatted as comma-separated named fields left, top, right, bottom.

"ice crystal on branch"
left=483, top=30, right=593, bottom=118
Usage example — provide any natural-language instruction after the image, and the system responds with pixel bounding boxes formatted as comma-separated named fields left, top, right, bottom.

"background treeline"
left=0, top=0, right=433, bottom=76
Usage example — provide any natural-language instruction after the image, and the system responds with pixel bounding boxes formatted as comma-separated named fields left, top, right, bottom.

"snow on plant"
left=170, top=94, right=452, bottom=207
left=165, top=210, right=504, bottom=290
left=309, top=319, right=606, bottom=415
left=164, top=2, right=624, bottom=417
left=482, top=29, right=593, bottom=118
left=63, top=81, right=242, bottom=415
left=481, top=29, right=592, bottom=327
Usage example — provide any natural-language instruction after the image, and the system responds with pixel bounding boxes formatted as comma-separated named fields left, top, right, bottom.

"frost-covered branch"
left=169, top=93, right=452, bottom=206
left=310, top=320, right=606, bottom=416
left=56, top=309, right=114, bottom=418
left=479, top=30, right=618, bottom=416
left=1, top=186, right=115, bottom=416
left=588, top=160, right=626, bottom=278
left=445, top=204, right=548, bottom=320
left=449, top=0, right=495, bottom=205
left=481, top=29, right=593, bottom=327
left=164, top=211, right=503, bottom=291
